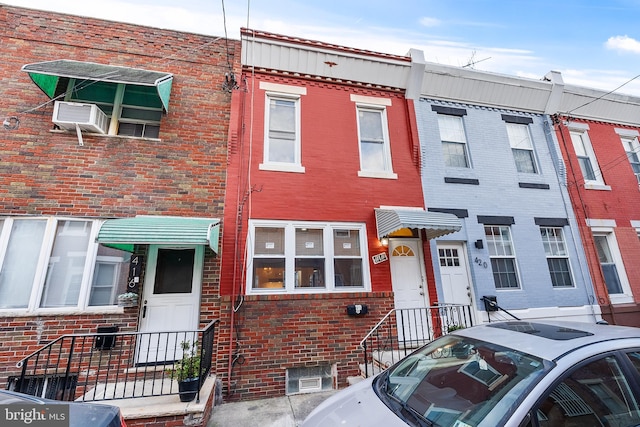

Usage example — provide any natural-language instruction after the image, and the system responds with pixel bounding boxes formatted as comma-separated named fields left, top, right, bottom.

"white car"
left=302, top=320, right=640, bottom=427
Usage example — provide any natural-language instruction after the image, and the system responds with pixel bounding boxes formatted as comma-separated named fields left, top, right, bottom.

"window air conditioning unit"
left=52, top=101, right=108, bottom=134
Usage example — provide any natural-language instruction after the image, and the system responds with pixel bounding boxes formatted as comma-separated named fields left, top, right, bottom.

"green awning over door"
left=22, top=60, right=173, bottom=111
left=97, top=216, right=220, bottom=253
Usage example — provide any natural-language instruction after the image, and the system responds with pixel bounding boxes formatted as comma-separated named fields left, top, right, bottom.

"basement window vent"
left=299, top=377, right=323, bottom=393
left=286, top=365, right=334, bottom=395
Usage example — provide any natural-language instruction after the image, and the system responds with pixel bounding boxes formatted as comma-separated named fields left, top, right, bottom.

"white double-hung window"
left=589, top=219, right=632, bottom=303
left=485, top=225, right=520, bottom=289
left=540, top=227, right=573, bottom=288
left=352, top=95, right=396, bottom=179
left=615, top=128, right=640, bottom=185
left=506, top=122, right=538, bottom=173
left=568, top=123, right=605, bottom=187
left=438, top=114, right=470, bottom=168
left=260, top=82, right=306, bottom=173
left=248, top=221, right=369, bottom=293
left=0, top=217, right=131, bottom=312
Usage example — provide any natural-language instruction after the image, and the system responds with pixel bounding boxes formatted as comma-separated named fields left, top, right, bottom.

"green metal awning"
left=22, top=60, right=173, bottom=111
left=97, top=216, right=220, bottom=253
left=375, top=208, right=462, bottom=240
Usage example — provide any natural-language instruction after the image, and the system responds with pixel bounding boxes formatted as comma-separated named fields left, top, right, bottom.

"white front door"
left=389, top=239, right=429, bottom=345
left=437, top=242, right=472, bottom=305
left=137, top=245, right=203, bottom=364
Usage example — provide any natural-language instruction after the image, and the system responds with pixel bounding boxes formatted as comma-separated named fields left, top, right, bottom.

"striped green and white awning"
left=97, top=216, right=220, bottom=253
left=375, top=208, right=462, bottom=240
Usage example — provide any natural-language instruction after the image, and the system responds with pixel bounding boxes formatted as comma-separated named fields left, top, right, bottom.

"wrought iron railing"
left=359, top=305, right=473, bottom=378
left=10, top=320, right=219, bottom=403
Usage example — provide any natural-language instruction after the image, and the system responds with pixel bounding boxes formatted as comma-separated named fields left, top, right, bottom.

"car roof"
left=454, top=320, right=640, bottom=361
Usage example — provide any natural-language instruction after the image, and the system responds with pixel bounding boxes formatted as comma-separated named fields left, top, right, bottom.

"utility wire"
left=566, top=73, right=640, bottom=116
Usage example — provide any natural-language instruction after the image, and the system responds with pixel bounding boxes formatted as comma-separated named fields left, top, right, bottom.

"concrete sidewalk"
left=207, top=390, right=337, bottom=427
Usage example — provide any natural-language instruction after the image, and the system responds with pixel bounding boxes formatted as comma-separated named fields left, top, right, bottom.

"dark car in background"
left=0, top=389, right=126, bottom=427
left=303, top=320, right=640, bottom=427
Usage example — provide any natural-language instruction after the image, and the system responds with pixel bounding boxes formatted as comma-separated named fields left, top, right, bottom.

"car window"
left=534, top=355, right=640, bottom=427
left=625, top=351, right=640, bottom=376
left=377, top=334, right=551, bottom=426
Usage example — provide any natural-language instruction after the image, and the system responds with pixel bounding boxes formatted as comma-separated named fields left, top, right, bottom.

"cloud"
left=605, top=35, right=640, bottom=54
left=419, top=17, right=440, bottom=27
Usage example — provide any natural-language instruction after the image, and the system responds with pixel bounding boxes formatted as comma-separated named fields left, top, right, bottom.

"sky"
left=4, top=0, right=640, bottom=96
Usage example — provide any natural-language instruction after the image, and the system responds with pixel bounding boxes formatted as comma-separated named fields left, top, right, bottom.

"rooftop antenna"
left=463, top=50, right=491, bottom=69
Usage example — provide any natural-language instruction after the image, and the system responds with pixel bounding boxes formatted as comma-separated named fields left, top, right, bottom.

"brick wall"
left=218, top=69, right=425, bottom=401
left=0, top=3, right=237, bottom=400
left=555, top=117, right=640, bottom=325
left=1, top=5, right=238, bottom=218
left=216, top=292, right=394, bottom=401
left=0, top=311, right=139, bottom=388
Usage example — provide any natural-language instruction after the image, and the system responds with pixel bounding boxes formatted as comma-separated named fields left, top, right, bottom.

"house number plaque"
left=127, top=255, right=144, bottom=293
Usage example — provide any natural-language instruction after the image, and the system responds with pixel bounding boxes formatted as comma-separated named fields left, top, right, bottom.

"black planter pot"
left=178, top=377, right=199, bottom=402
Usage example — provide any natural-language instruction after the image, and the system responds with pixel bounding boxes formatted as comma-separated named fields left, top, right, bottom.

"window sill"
left=609, top=294, right=634, bottom=305
left=0, top=306, right=125, bottom=317
left=358, top=171, right=398, bottom=180
left=259, top=163, right=306, bottom=173
left=584, top=182, right=611, bottom=191
left=246, top=287, right=369, bottom=296
left=50, top=129, right=161, bottom=142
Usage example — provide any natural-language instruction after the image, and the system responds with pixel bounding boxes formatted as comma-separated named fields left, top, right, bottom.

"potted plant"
left=166, top=340, right=201, bottom=402
left=447, top=324, right=465, bottom=332
left=116, top=292, right=138, bottom=307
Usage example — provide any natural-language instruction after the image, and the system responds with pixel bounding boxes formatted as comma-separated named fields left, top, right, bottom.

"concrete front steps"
left=88, top=374, right=219, bottom=427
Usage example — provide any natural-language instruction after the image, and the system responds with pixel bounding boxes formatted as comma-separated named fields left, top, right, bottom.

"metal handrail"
left=359, top=305, right=473, bottom=378
left=11, top=319, right=220, bottom=402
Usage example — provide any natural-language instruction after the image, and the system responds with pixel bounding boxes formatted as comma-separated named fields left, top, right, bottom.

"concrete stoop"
left=347, top=375, right=364, bottom=385
left=91, top=375, right=218, bottom=427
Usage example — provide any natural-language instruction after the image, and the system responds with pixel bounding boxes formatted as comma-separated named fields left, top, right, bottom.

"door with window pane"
left=137, top=246, right=202, bottom=364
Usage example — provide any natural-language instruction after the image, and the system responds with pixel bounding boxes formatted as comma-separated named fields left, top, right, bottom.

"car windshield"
left=375, top=334, right=553, bottom=427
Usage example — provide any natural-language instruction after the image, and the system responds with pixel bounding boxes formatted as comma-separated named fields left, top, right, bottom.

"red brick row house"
left=552, top=86, right=640, bottom=325
left=218, top=29, right=462, bottom=400
left=0, top=4, right=239, bottom=425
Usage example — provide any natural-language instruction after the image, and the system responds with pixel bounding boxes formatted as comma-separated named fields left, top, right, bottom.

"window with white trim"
left=592, top=231, right=631, bottom=300
left=506, top=123, right=538, bottom=173
left=438, top=114, right=469, bottom=168
left=356, top=106, right=393, bottom=174
left=260, top=82, right=306, bottom=173
left=249, top=221, right=369, bottom=293
left=540, top=227, right=573, bottom=288
left=0, top=217, right=130, bottom=312
left=485, top=225, right=520, bottom=289
left=617, top=131, right=640, bottom=185
left=569, top=126, right=604, bottom=185
left=266, top=95, right=299, bottom=163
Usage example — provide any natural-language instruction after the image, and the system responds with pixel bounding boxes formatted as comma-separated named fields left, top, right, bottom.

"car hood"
left=301, top=376, right=408, bottom=427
